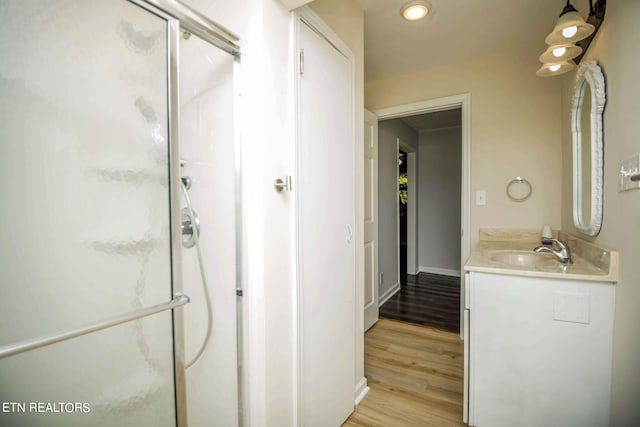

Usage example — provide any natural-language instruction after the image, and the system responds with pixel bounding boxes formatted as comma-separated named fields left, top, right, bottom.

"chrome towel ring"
left=506, top=176, right=532, bottom=202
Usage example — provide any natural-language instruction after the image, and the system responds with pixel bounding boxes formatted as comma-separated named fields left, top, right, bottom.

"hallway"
left=379, top=273, right=461, bottom=333
left=344, top=318, right=465, bottom=427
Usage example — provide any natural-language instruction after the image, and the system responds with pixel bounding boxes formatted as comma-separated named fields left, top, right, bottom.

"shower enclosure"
left=0, top=0, right=241, bottom=425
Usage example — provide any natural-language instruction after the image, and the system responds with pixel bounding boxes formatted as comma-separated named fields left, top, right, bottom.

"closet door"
left=297, top=18, right=356, bottom=427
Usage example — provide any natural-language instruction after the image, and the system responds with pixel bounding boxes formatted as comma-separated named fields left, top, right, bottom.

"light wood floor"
left=343, top=318, right=465, bottom=427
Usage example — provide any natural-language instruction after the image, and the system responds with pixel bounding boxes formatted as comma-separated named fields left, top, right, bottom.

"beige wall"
left=560, top=1, right=640, bottom=424
left=308, top=0, right=367, bottom=400
left=366, top=50, right=563, bottom=249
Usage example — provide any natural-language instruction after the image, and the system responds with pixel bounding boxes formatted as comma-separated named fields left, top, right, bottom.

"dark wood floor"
left=379, top=273, right=461, bottom=333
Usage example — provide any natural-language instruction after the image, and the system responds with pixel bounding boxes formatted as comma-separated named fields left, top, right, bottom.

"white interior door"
left=364, top=109, right=379, bottom=331
left=297, top=18, right=355, bottom=427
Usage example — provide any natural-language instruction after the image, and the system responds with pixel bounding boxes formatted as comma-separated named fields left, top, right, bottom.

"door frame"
left=374, top=93, right=471, bottom=338
left=396, top=141, right=417, bottom=277
left=122, top=2, right=188, bottom=425
left=396, top=140, right=402, bottom=288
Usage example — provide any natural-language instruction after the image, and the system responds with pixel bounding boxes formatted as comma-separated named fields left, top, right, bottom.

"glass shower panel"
left=0, top=1, right=176, bottom=425
left=179, top=32, right=238, bottom=426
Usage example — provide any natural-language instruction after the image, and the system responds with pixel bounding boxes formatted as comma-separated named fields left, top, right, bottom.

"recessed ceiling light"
left=401, top=1, right=431, bottom=21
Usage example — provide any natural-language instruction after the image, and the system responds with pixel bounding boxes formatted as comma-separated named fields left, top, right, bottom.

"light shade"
left=401, top=0, right=430, bottom=21
left=545, top=9, right=595, bottom=45
left=536, top=61, right=576, bottom=77
left=539, top=43, right=582, bottom=63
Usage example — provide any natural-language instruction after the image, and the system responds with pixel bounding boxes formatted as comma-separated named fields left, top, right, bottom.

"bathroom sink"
left=489, top=250, right=555, bottom=268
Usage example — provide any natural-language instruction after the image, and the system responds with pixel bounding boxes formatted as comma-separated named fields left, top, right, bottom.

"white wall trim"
left=378, top=281, right=400, bottom=306
left=354, top=377, right=370, bottom=405
left=374, top=94, right=468, bottom=119
left=396, top=138, right=401, bottom=287
left=397, top=140, right=418, bottom=276
left=406, top=152, right=417, bottom=275
left=417, top=266, right=461, bottom=277
left=374, top=93, right=471, bottom=340
left=280, top=0, right=314, bottom=11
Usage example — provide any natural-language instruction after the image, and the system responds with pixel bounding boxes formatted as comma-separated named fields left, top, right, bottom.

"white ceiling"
left=399, top=108, right=461, bottom=132
left=363, top=0, right=593, bottom=83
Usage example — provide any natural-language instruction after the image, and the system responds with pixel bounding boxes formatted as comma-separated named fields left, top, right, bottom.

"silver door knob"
left=274, top=176, right=292, bottom=193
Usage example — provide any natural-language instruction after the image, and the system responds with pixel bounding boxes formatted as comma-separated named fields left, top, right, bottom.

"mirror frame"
left=571, top=60, right=606, bottom=236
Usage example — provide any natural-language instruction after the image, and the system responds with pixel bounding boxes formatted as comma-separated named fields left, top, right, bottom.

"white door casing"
left=364, top=109, right=379, bottom=331
left=405, top=151, right=417, bottom=276
left=296, top=12, right=356, bottom=427
left=373, top=94, right=471, bottom=338
left=396, top=138, right=402, bottom=287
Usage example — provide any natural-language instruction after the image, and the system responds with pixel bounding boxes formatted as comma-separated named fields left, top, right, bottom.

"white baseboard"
left=354, top=377, right=369, bottom=405
left=417, top=266, right=461, bottom=277
left=378, top=282, right=400, bottom=306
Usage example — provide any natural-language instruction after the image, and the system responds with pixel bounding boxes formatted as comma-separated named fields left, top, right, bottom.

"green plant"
left=399, top=173, right=408, bottom=205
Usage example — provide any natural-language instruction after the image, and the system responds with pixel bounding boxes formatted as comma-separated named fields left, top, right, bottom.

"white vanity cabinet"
left=465, top=272, right=615, bottom=427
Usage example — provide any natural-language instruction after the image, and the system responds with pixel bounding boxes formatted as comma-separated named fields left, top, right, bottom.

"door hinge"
left=299, top=49, right=304, bottom=75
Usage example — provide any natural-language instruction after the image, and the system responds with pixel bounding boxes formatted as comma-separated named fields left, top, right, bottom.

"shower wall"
left=178, top=33, right=238, bottom=426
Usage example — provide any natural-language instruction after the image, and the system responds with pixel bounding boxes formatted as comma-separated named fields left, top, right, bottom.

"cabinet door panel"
left=469, top=272, right=613, bottom=427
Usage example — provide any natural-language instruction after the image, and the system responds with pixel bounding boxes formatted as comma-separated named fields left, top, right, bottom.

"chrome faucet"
left=534, top=239, right=573, bottom=264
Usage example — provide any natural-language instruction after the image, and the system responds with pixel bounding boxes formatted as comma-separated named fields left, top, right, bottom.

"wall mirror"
left=572, top=60, right=605, bottom=236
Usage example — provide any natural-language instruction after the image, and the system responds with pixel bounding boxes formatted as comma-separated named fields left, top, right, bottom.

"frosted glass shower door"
left=0, top=1, right=180, bottom=426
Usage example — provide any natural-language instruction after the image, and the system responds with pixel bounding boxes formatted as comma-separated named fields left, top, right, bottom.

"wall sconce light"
left=536, top=61, right=576, bottom=77
left=537, top=0, right=606, bottom=77
left=539, top=43, right=582, bottom=63
left=545, top=2, right=594, bottom=45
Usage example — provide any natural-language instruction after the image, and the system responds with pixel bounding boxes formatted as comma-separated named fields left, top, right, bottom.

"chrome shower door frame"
left=126, top=0, right=185, bottom=424
left=133, top=1, right=243, bottom=425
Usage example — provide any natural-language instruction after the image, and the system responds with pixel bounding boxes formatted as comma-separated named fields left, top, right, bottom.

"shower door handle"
left=0, top=293, right=190, bottom=360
